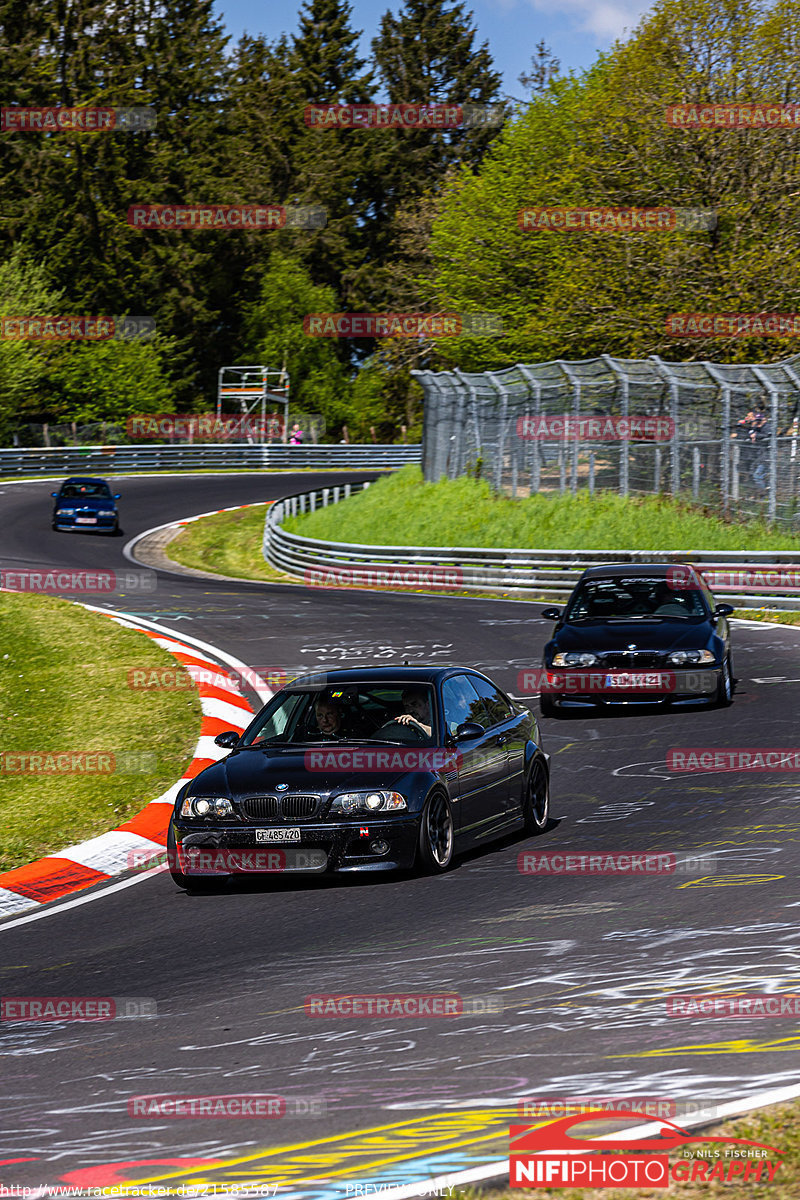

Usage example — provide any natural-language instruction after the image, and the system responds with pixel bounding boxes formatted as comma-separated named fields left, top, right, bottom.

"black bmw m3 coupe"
left=168, top=664, right=550, bottom=889
left=539, top=562, right=734, bottom=715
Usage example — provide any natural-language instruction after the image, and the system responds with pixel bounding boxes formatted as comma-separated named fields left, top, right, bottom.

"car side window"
left=469, top=676, right=513, bottom=728
left=441, top=675, right=486, bottom=737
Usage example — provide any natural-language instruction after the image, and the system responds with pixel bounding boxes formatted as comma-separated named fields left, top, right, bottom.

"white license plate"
left=76, top=517, right=97, bottom=524
left=605, top=673, right=661, bottom=689
left=256, top=827, right=301, bottom=843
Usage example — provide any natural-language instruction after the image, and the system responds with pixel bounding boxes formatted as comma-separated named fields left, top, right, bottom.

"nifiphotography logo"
left=509, top=1109, right=783, bottom=1188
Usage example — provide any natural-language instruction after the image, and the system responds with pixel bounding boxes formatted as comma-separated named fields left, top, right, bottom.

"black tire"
left=166, top=822, right=190, bottom=888
left=522, top=756, right=550, bottom=834
left=416, top=791, right=454, bottom=874
left=715, top=654, right=733, bottom=707
left=540, top=693, right=558, bottom=718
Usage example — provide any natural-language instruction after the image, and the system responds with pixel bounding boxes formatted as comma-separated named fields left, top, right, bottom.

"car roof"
left=579, top=562, right=699, bottom=581
left=61, top=476, right=111, bottom=485
left=290, top=665, right=490, bottom=686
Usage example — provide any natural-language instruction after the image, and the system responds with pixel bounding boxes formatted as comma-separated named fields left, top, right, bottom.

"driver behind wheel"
left=396, top=687, right=433, bottom=737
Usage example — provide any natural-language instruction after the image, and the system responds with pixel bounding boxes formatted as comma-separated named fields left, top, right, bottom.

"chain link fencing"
left=412, top=355, right=800, bottom=528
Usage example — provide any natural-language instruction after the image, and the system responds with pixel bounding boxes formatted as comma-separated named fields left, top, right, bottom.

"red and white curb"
left=0, top=609, right=271, bottom=919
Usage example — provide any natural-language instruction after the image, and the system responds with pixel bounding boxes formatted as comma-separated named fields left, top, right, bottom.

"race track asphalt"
left=1, top=472, right=799, bottom=1195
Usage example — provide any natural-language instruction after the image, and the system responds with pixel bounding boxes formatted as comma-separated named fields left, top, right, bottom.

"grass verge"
left=456, top=1099, right=798, bottom=1200
left=0, top=593, right=201, bottom=871
left=165, top=482, right=800, bottom=621
left=284, top=465, right=800, bottom=550
left=166, top=504, right=293, bottom=585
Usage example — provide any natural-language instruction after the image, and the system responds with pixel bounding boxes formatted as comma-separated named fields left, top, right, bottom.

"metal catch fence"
left=412, top=355, right=800, bottom=527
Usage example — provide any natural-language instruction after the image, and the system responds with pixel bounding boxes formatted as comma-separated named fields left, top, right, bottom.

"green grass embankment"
left=0, top=594, right=201, bottom=870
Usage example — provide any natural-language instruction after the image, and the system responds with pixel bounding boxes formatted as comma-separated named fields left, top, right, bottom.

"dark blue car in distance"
left=51, top=477, right=121, bottom=534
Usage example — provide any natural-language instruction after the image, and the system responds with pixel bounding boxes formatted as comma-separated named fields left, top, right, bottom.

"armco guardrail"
left=264, top=481, right=800, bottom=610
left=0, top=443, right=421, bottom=476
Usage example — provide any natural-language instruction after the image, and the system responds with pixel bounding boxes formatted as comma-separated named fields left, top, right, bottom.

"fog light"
left=370, top=840, right=390, bottom=855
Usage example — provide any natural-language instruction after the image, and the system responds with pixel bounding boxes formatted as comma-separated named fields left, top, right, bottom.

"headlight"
left=552, top=652, right=598, bottom=667
left=56, top=508, right=75, bottom=516
left=668, top=650, right=716, bottom=665
left=330, top=791, right=407, bottom=814
left=180, top=796, right=234, bottom=818
left=97, top=509, right=116, bottom=517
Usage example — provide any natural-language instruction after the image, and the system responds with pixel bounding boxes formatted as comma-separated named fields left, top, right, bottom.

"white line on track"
left=0, top=865, right=167, bottom=933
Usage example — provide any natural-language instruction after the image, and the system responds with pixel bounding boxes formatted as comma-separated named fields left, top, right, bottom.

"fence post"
left=559, top=361, right=581, bottom=494
left=692, top=446, right=700, bottom=499
left=588, top=451, right=595, bottom=493
left=517, top=365, right=542, bottom=495
left=732, top=442, right=740, bottom=500
left=752, top=368, right=779, bottom=521
left=602, top=355, right=629, bottom=497
left=487, top=372, right=509, bottom=493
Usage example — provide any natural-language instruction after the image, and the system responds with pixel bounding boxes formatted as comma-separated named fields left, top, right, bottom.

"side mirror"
left=541, top=607, right=561, bottom=621
left=214, top=730, right=240, bottom=748
left=455, top=721, right=484, bottom=740
left=51, top=492, right=58, bottom=498
left=114, top=493, right=121, bottom=499
left=714, top=604, right=734, bottom=617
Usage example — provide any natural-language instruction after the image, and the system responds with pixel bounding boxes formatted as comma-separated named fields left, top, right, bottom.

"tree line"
left=0, top=0, right=503, bottom=442
left=3, top=0, right=797, bottom=445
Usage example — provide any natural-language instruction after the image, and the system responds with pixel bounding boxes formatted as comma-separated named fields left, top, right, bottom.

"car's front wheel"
left=715, top=654, right=733, bottom=707
left=540, top=693, right=557, bottom=718
left=416, top=791, right=454, bottom=874
left=522, top=756, right=550, bottom=834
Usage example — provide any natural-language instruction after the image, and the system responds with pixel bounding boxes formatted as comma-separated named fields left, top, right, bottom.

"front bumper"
left=172, top=817, right=420, bottom=875
left=54, top=516, right=117, bottom=532
left=544, top=666, right=720, bottom=707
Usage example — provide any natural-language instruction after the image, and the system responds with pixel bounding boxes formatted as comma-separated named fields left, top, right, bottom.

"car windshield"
left=565, top=578, right=708, bottom=621
left=240, top=683, right=437, bottom=747
left=60, top=482, right=112, bottom=499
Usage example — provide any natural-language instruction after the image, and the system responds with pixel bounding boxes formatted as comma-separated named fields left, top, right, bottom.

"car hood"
left=552, top=619, right=713, bottom=652
left=188, top=744, right=423, bottom=796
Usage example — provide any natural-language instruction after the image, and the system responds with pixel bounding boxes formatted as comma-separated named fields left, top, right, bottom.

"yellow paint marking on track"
left=124, top=1108, right=518, bottom=1189
left=609, top=1034, right=800, bottom=1057
left=677, top=873, right=786, bottom=888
